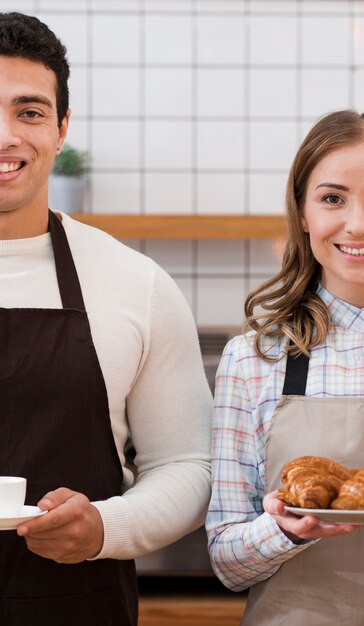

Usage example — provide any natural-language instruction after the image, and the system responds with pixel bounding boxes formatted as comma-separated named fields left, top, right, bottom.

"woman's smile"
left=335, top=243, right=364, bottom=258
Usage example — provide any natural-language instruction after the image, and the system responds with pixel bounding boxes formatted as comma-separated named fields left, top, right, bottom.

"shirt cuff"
left=252, top=512, right=319, bottom=562
left=87, top=498, right=131, bottom=560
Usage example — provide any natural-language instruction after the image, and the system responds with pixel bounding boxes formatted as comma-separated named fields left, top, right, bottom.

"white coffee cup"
left=0, top=477, right=27, bottom=516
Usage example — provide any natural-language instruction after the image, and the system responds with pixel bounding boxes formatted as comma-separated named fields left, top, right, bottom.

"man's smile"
left=0, top=158, right=26, bottom=182
left=0, top=160, right=24, bottom=172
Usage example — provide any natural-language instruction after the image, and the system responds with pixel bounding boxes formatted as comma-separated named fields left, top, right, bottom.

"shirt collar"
left=317, top=283, right=364, bottom=331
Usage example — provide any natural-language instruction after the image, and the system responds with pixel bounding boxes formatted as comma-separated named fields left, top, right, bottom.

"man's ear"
left=57, top=108, right=71, bottom=149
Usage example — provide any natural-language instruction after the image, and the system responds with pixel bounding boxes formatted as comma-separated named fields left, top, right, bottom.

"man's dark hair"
left=0, top=12, right=70, bottom=127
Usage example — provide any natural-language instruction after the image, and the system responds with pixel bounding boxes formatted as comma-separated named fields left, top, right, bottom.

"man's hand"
left=17, top=488, right=104, bottom=564
left=263, top=490, right=357, bottom=542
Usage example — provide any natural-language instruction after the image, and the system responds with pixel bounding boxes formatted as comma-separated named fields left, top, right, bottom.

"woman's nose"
left=344, top=205, right=364, bottom=237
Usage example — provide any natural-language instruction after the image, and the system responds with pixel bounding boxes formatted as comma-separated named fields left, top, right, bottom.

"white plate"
left=285, top=506, right=364, bottom=525
left=0, top=506, right=47, bottom=530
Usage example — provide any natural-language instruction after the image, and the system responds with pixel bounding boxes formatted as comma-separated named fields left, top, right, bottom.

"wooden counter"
left=71, top=214, right=287, bottom=240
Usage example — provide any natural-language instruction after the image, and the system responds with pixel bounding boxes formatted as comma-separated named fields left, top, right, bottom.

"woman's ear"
left=301, top=214, right=309, bottom=233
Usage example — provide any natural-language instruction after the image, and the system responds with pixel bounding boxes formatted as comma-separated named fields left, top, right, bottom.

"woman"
left=206, top=110, right=364, bottom=625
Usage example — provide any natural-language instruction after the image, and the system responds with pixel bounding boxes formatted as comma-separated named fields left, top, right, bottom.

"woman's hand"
left=263, top=490, right=357, bottom=543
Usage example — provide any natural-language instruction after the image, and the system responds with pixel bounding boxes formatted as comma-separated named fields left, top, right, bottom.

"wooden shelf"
left=72, top=214, right=287, bottom=240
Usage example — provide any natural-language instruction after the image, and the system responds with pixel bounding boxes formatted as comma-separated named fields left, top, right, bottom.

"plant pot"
left=49, top=174, right=87, bottom=214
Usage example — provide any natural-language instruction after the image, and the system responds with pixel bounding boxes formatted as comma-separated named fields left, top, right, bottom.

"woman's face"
left=302, top=141, right=364, bottom=308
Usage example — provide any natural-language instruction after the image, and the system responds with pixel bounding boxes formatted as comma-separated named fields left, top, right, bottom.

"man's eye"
left=323, top=194, right=342, bottom=205
left=20, top=110, right=42, bottom=118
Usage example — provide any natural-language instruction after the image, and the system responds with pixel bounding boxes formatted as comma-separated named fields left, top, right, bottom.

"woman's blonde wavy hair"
left=244, top=110, right=364, bottom=361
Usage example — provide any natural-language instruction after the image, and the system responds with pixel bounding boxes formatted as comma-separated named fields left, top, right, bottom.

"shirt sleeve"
left=92, top=265, right=213, bottom=559
left=206, top=338, right=315, bottom=591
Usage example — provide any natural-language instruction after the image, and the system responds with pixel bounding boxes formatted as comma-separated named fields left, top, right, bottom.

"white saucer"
left=285, top=505, right=364, bottom=525
left=0, top=505, right=47, bottom=530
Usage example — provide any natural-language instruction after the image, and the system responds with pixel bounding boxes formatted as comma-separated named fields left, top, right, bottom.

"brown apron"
left=0, top=211, right=138, bottom=626
left=242, top=349, right=364, bottom=625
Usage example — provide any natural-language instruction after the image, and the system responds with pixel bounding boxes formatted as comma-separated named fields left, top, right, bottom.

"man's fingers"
left=17, top=490, right=80, bottom=536
left=37, top=487, right=77, bottom=510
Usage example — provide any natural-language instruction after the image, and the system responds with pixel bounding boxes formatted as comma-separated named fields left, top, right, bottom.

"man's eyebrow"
left=11, top=95, right=53, bottom=108
left=315, top=183, right=349, bottom=191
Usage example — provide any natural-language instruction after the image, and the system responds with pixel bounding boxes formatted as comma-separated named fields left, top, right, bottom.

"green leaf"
left=52, top=143, right=90, bottom=177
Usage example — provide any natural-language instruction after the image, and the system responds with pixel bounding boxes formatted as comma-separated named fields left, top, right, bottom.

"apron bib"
left=0, top=211, right=137, bottom=626
left=242, top=350, right=364, bottom=626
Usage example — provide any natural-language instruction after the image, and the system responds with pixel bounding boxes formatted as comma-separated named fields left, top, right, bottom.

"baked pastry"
left=331, top=469, right=364, bottom=510
left=277, top=455, right=353, bottom=509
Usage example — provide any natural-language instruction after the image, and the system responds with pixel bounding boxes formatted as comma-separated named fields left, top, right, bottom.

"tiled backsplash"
left=6, top=0, right=364, bottom=327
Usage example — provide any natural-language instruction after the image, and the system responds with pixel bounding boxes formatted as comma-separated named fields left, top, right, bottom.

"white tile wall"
left=301, top=1, right=350, bottom=13
left=0, top=0, right=36, bottom=11
left=249, top=239, right=283, bottom=275
left=197, top=69, right=246, bottom=118
left=145, top=240, right=193, bottom=274
left=91, top=14, right=140, bottom=64
left=68, top=68, right=88, bottom=118
left=249, top=69, right=297, bottom=118
left=10, top=0, right=364, bottom=328
left=354, top=70, right=364, bottom=111
left=65, top=119, right=88, bottom=152
left=145, top=15, right=193, bottom=64
left=301, top=69, right=351, bottom=118
left=91, top=173, right=141, bottom=214
left=197, top=277, right=247, bottom=327
left=40, top=0, right=88, bottom=10
left=251, top=1, right=297, bottom=12
left=249, top=121, right=297, bottom=170
left=301, top=16, right=351, bottom=65
left=249, top=173, right=286, bottom=215
left=353, top=16, right=364, bottom=64
left=144, top=173, right=193, bottom=214
left=196, top=15, right=246, bottom=65
left=92, top=68, right=140, bottom=117
left=145, top=68, right=192, bottom=117
left=197, top=241, right=247, bottom=276
left=92, top=121, right=140, bottom=169
left=249, top=15, right=297, bottom=65
left=145, top=121, right=192, bottom=169
left=197, top=173, right=245, bottom=214
left=38, top=13, right=88, bottom=64
left=174, top=277, right=194, bottom=311
left=197, top=121, right=245, bottom=170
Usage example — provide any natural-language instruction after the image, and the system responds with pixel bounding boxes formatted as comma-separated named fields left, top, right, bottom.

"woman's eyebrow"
left=315, top=183, right=349, bottom=191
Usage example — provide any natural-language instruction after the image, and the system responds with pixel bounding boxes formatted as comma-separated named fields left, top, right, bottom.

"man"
left=0, top=12, right=212, bottom=626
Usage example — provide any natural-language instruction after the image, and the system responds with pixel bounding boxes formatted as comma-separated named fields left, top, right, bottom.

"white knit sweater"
left=0, top=212, right=212, bottom=560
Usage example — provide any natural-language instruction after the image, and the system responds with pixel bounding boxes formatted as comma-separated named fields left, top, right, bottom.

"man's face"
left=0, top=55, right=69, bottom=217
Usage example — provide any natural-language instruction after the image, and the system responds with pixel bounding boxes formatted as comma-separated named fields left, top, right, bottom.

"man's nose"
left=0, top=116, right=22, bottom=150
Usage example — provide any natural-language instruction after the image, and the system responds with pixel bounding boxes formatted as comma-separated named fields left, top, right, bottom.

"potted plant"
left=49, top=143, right=90, bottom=214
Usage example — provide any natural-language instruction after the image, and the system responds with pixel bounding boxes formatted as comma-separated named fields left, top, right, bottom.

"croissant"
left=331, top=469, right=364, bottom=510
left=277, top=456, right=353, bottom=509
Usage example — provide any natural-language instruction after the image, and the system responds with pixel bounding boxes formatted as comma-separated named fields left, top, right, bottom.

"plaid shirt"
left=206, top=285, right=364, bottom=591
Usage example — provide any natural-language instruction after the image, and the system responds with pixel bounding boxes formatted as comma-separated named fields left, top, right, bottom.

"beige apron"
left=242, top=350, right=364, bottom=626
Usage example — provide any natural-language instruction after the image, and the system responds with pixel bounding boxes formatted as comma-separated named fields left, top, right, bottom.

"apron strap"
left=282, top=343, right=310, bottom=396
left=48, top=210, right=86, bottom=311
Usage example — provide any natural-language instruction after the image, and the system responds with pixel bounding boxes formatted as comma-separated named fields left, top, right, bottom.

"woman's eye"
left=323, top=194, right=343, bottom=205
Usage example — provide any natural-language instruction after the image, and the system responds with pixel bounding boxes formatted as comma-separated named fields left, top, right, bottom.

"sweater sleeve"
left=206, top=339, right=315, bottom=591
left=92, top=266, right=212, bottom=559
